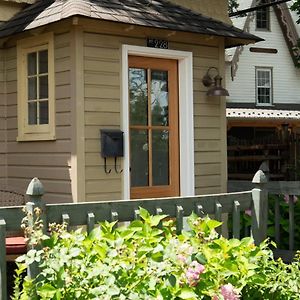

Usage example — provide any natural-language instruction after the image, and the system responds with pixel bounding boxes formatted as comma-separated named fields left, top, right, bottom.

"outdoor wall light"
left=202, top=67, right=229, bottom=96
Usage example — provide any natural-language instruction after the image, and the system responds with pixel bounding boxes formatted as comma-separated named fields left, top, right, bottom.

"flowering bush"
left=267, top=194, right=300, bottom=250
left=13, top=208, right=300, bottom=299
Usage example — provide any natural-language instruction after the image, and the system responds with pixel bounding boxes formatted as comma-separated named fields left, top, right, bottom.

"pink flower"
left=244, top=209, right=252, bottom=216
left=177, top=254, right=187, bottom=263
left=185, top=261, right=205, bottom=287
left=284, top=194, right=298, bottom=204
left=220, top=284, right=239, bottom=300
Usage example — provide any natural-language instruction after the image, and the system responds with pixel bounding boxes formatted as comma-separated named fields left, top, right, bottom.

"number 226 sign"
left=147, top=38, right=169, bottom=49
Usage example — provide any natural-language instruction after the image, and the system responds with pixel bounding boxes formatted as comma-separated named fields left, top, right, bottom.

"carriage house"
left=0, top=0, right=261, bottom=203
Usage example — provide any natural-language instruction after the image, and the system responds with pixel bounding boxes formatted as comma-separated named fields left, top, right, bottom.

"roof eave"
left=225, top=36, right=264, bottom=49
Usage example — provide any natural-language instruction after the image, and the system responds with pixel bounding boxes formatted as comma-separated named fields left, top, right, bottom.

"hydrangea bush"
left=13, top=208, right=300, bottom=299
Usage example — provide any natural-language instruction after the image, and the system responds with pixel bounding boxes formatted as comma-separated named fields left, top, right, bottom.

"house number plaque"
left=147, top=38, right=169, bottom=49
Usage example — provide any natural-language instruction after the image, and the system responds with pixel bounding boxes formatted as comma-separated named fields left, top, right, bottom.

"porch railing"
left=0, top=171, right=269, bottom=300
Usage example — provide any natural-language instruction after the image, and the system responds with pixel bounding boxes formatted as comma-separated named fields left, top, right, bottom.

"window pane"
left=27, top=52, right=37, bottom=76
left=39, top=75, right=48, bottom=99
left=130, top=130, right=149, bottom=187
left=28, top=102, right=37, bottom=125
left=129, top=68, right=148, bottom=125
left=258, top=88, right=270, bottom=103
left=39, top=101, right=49, bottom=124
left=39, top=50, right=48, bottom=74
left=152, top=130, right=169, bottom=186
left=151, top=70, right=169, bottom=126
left=28, top=77, right=37, bottom=100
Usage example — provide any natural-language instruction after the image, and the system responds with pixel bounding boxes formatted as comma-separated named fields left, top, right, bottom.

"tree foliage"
left=228, top=0, right=239, bottom=14
left=291, top=0, right=300, bottom=23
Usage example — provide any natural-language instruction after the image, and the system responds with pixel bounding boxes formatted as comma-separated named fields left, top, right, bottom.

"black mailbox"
left=101, top=129, right=124, bottom=158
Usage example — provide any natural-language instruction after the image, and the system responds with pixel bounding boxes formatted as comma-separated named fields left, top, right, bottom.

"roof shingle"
left=0, top=0, right=263, bottom=46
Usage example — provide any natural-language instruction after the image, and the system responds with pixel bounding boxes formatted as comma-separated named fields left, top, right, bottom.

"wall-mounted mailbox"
left=100, top=129, right=124, bottom=174
left=101, top=129, right=124, bottom=157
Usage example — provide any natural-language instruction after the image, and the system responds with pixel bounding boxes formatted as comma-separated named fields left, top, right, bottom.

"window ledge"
left=256, top=104, right=274, bottom=107
left=17, top=133, right=56, bottom=142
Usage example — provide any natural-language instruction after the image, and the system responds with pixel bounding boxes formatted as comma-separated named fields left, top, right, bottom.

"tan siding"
left=5, top=32, right=73, bottom=203
left=0, top=49, right=6, bottom=187
left=83, top=33, right=126, bottom=201
left=83, top=32, right=226, bottom=200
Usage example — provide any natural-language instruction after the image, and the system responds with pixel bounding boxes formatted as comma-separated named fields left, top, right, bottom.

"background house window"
left=256, top=68, right=272, bottom=105
left=256, top=0, right=270, bottom=30
left=27, top=50, right=49, bottom=125
left=17, top=33, right=55, bottom=141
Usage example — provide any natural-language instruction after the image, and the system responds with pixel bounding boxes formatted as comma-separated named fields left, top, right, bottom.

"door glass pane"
left=28, top=77, right=37, bottom=100
left=130, top=130, right=149, bottom=187
left=39, top=50, right=48, bottom=74
left=152, top=130, right=169, bottom=186
left=39, top=101, right=49, bottom=124
left=28, top=102, right=37, bottom=125
left=27, top=52, right=37, bottom=76
left=151, top=70, right=168, bottom=126
left=129, top=68, right=148, bottom=125
left=39, top=75, right=48, bottom=99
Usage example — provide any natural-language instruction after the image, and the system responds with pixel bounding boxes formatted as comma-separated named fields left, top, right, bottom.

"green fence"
left=0, top=170, right=269, bottom=300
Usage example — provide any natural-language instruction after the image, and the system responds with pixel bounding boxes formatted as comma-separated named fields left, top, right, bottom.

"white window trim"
left=17, top=32, right=55, bottom=141
left=256, top=67, right=273, bottom=106
left=121, top=44, right=195, bottom=199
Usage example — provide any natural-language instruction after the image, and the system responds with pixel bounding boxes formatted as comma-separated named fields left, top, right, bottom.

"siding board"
left=3, top=32, right=73, bottom=203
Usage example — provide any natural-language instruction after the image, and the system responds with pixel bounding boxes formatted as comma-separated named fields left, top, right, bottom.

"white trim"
left=121, top=45, right=195, bottom=199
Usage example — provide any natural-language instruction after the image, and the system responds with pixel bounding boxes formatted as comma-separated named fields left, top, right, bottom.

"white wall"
left=226, top=6, right=300, bottom=105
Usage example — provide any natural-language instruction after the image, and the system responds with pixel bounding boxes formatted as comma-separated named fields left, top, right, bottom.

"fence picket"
left=87, top=213, right=95, bottom=234
left=62, top=214, right=70, bottom=231
left=134, top=209, right=140, bottom=220
left=196, top=204, right=204, bottom=217
left=274, top=197, right=281, bottom=247
left=156, top=207, right=163, bottom=229
left=232, top=201, right=240, bottom=239
left=176, top=205, right=184, bottom=234
left=0, top=219, right=7, bottom=300
left=289, top=196, right=295, bottom=251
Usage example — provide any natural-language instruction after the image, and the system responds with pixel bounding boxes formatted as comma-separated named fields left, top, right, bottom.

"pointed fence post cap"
left=26, top=177, right=44, bottom=196
left=252, top=170, right=268, bottom=184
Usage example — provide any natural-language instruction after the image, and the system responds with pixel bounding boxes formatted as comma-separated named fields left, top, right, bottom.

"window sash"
left=256, top=68, right=272, bottom=104
left=26, top=50, right=49, bottom=125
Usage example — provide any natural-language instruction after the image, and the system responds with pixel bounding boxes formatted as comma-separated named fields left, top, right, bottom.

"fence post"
left=0, top=219, right=7, bottom=300
left=26, top=177, right=45, bottom=279
left=251, top=170, right=268, bottom=245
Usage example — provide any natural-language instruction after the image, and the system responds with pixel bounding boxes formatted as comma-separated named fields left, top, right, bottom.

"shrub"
left=13, top=208, right=300, bottom=299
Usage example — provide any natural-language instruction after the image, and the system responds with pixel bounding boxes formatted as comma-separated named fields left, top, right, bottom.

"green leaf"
left=178, top=288, right=198, bottom=299
left=37, top=284, right=57, bottom=298
left=150, top=214, right=168, bottom=227
left=194, top=253, right=207, bottom=265
left=139, top=207, right=150, bottom=221
left=206, top=219, right=222, bottom=231
left=168, top=274, right=176, bottom=287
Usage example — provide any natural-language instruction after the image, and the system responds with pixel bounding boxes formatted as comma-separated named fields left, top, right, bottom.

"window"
left=256, top=68, right=272, bottom=105
left=17, top=33, right=55, bottom=141
left=256, top=0, right=270, bottom=30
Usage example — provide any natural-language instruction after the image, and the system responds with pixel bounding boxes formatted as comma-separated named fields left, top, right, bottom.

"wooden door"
left=128, top=56, right=179, bottom=199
